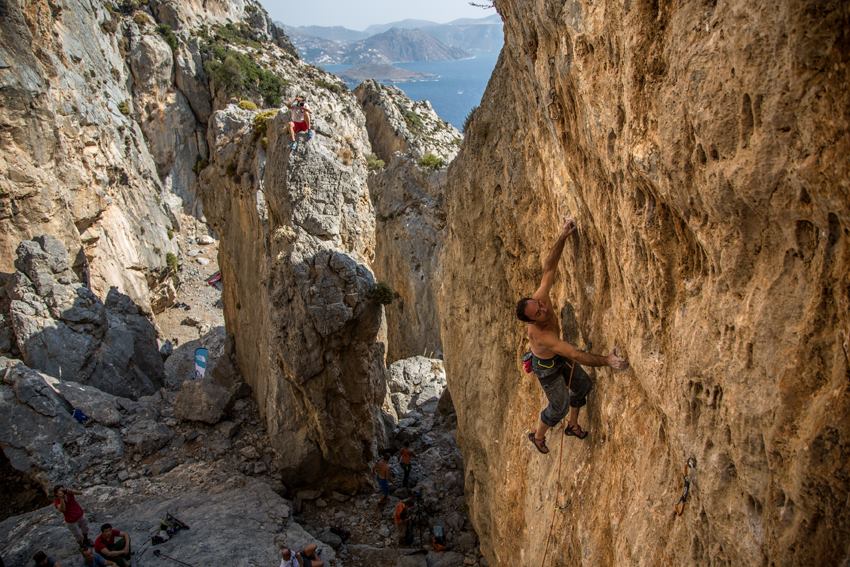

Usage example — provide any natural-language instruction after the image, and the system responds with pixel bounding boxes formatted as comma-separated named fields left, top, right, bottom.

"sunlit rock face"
left=440, top=1, right=849, bottom=565
left=0, top=0, right=179, bottom=311
left=201, top=71, right=386, bottom=488
left=356, top=80, right=462, bottom=362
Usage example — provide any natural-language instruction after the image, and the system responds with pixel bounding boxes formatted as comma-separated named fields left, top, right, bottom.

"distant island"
left=340, top=64, right=437, bottom=82
left=282, top=15, right=501, bottom=65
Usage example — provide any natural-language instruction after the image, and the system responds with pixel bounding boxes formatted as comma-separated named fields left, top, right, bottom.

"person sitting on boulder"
left=32, top=551, right=61, bottom=567
left=279, top=544, right=323, bottom=567
left=372, top=453, right=392, bottom=504
left=278, top=546, right=298, bottom=567
left=53, top=485, right=90, bottom=547
left=79, top=547, right=115, bottom=567
left=287, top=94, right=313, bottom=151
left=93, top=524, right=131, bottom=567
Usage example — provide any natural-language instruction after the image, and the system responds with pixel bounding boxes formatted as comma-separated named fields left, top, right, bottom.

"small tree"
left=418, top=153, right=446, bottom=170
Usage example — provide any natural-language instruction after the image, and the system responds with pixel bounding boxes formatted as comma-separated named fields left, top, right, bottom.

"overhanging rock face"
left=440, top=1, right=849, bottom=565
left=202, top=93, right=386, bottom=487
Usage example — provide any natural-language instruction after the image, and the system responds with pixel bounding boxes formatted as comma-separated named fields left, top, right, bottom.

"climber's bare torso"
left=525, top=295, right=562, bottom=359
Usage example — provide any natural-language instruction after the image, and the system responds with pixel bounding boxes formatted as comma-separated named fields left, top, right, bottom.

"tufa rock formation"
left=441, top=1, right=849, bottom=566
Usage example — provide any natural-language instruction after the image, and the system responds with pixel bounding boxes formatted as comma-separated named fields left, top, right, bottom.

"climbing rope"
left=153, top=549, right=197, bottom=567
left=539, top=360, right=577, bottom=567
left=674, top=457, right=698, bottom=516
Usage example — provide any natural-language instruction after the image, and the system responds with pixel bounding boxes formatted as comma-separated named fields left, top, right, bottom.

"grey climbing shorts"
left=534, top=357, right=593, bottom=427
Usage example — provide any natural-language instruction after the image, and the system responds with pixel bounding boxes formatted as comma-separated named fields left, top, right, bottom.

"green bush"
left=237, top=99, right=258, bottom=110
left=463, top=105, right=477, bottom=132
left=418, top=153, right=445, bottom=170
left=366, top=154, right=385, bottom=171
left=157, top=24, right=179, bottom=50
left=167, top=229, right=174, bottom=240
left=403, top=110, right=423, bottom=132
left=165, top=252, right=179, bottom=273
left=252, top=109, right=278, bottom=137
left=204, top=47, right=286, bottom=106
left=213, top=22, right=263, bottom=49
left=317, top=78, right=345, bottom=94
left=117, top=100, right=131, bottom=115
left=368, top=282, right=397, bottom=305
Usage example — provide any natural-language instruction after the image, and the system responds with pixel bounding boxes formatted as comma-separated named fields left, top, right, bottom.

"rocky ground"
left=0, top=224, right=481, bottom=566
left=154, top=215, right=225, bottom=350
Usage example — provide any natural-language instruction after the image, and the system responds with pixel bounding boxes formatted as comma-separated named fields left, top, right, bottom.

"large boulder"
left=5, top=236, right=165, bottom=399
left=163, top=326, right=235, bottom=388
left=0, top=361, right=124, bottom=489
left=123, top=418, right=173, bottom=456
left=173, top=379, right=235, bottom=424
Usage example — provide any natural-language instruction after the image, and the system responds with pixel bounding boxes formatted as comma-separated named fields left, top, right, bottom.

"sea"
left=321, top=51, right=500, bottom=130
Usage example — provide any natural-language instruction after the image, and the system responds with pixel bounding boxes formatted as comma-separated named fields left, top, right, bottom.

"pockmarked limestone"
left=440, top=1, right=850, bottom=565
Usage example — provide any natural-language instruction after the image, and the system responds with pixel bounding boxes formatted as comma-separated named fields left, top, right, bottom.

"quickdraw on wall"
left=674, top=457, right=697, bottom=517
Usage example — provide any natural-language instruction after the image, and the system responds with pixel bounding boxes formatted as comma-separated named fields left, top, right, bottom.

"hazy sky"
left=259, top=0, right=497, bottom=30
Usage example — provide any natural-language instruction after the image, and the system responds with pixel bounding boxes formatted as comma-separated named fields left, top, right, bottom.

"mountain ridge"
left=282, top=14, right=502, bottom=64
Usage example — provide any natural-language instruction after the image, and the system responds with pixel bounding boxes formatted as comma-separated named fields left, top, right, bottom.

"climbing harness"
left=674, top=457, right=698, bottom=517
left=539, top=361, right=576, bottom=567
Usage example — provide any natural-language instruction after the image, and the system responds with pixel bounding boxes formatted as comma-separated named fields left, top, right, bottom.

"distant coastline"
left=340, top=64, right=438, bottom=83
left=322, top=51, right=500, bottom=129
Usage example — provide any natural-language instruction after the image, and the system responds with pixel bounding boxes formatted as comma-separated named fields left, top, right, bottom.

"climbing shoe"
left=306, top=129, right=315, bottom=141
left=528, top=432, right=549, bottom=454
left=289, top=141, right=298, bottom=150
left=565, top=423, right=589, bottom=439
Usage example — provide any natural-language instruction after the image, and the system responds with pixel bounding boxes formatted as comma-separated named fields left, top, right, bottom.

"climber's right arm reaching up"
left=532, top=217, right=576, bottom=301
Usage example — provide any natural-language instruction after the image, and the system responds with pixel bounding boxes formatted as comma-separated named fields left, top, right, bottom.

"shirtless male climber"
left=516, top=216, right=629, bottom=454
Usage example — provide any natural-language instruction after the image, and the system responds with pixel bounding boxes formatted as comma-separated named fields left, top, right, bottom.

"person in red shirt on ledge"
left=93, top=524, right=131, bottom=567
left=286, top=94, right=313, bottom=151
left=53, top=485, right=90, bottom=547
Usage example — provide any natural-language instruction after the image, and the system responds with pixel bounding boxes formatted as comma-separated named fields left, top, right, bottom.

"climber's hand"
left=606, top=352, right=629, bottom=371
left=562, top=216, right=577, bottom=236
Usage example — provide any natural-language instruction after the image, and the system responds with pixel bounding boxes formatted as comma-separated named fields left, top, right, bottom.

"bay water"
left=321, top=51, right=500, bottom=130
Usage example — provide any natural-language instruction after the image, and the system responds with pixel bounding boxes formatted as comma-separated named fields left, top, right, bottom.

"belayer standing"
left=399, top=442, right=414, bottom=488
left=516, top=216, right=629, bottom=454
left=372, top=453, right=392, bottom=505
left=287, top=95, right=313, bottom=151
